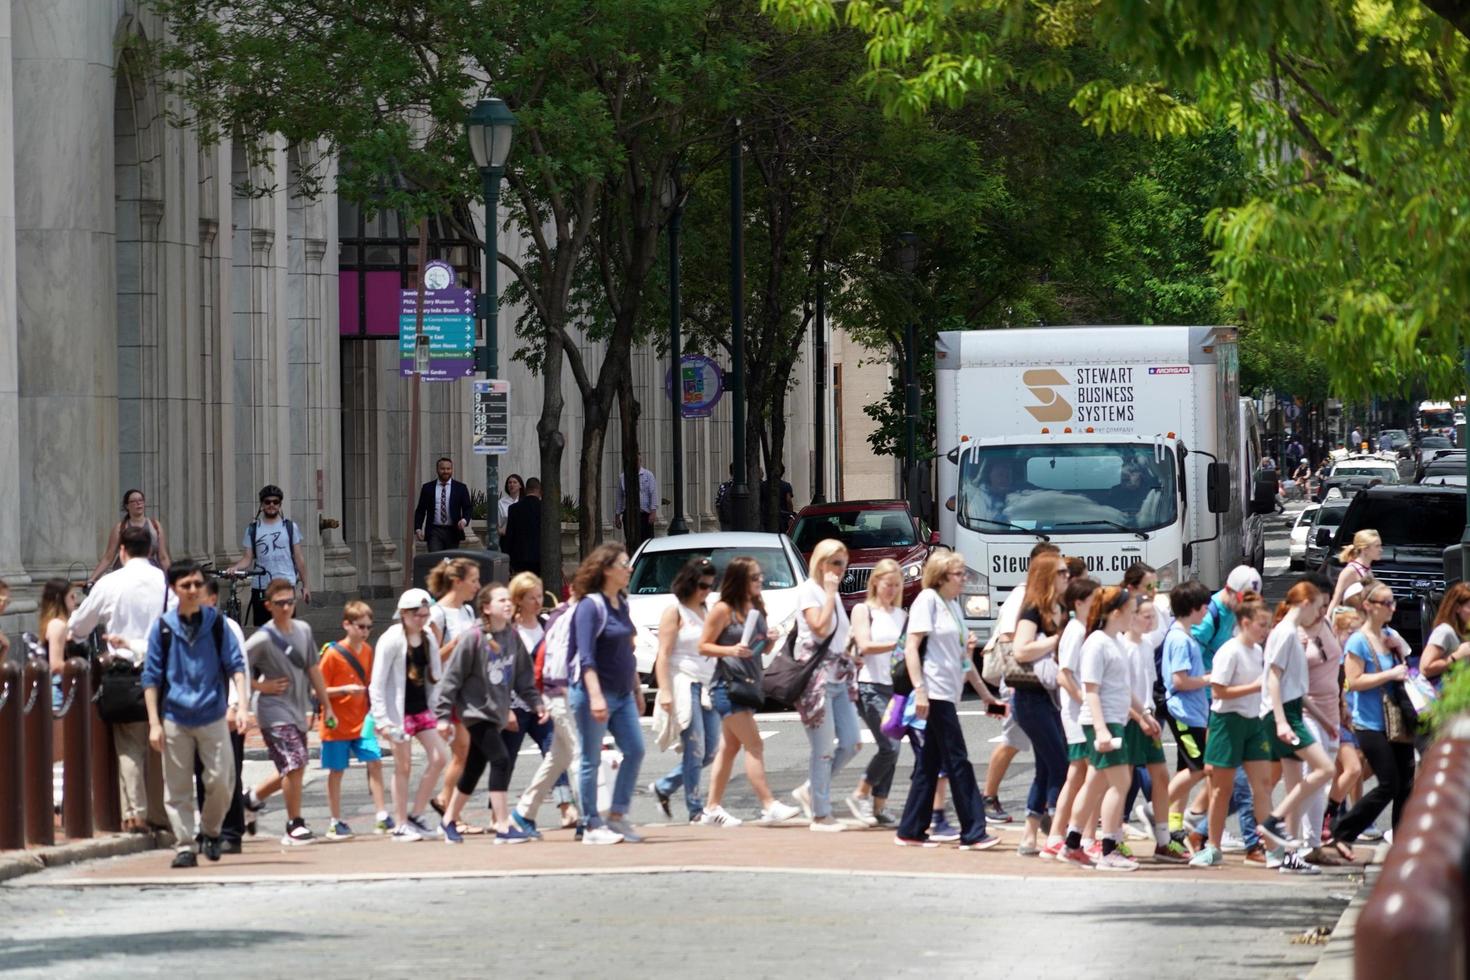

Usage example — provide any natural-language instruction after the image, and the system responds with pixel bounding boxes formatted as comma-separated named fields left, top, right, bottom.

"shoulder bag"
left=1377, top=637, right=1419, bottom=744
left=761, top=617, right=836, bottom=708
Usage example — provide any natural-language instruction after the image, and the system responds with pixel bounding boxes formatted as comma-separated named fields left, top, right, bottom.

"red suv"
left=790, top=500, right=937, bottom=610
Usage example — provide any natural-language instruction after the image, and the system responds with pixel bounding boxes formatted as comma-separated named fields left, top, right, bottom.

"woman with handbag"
left=791, top=539, right=862, bottom=832
left=702, top=557, right=802, bottom=827
left=1009, top=554, right=1072, bottom=856
left=847, top=559, right=906, bottom=828
left=1332, top=582, right=1416, bottom=845
left=649, top=558, right=722, bottom=824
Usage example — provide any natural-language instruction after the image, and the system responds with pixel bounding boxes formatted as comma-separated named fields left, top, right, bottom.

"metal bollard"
left=89, top=684, right=120, bottom=833
left=59, top=657, right=92, bottom=840
left=0, top=661, right=23, bottom=850
left=21, top=658, right=54, bottom=846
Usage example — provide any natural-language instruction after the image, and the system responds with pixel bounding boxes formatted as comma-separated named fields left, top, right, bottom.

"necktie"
left=439, top=483, right=448, bottom=525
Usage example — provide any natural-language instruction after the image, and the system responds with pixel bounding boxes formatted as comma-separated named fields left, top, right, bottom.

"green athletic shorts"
left=1203, top=710, right=1272, bottom=769
left=1124, top=719, right=1167, bottom=766
left=1067, top=740, right=1090, bottom=762
left=1082, top=723, right=1129, bottom=770
left=1266, top=698, right=1317, bottom=761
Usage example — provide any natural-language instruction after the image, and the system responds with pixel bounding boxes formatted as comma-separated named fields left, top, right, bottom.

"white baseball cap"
left=1225, top=565, right=1262, bottom=594
left=394, top=588, right=433, bottom=619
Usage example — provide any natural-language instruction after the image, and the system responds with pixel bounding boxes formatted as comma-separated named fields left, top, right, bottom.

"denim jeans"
left=1125, top=766, right=1153, bottom=815
left=1010, top=687, right=1067, bottom=818
left=856, top=683, right=901, bottom=799
left=653, top=683, right=722, bottom=818
left=569, top=682, right=646, bottom=826
left=1229, top=766, right=1260, bottom=848
left=804, top=681, right=861, bottom=819
left=896, top=699, right=987, bottom=844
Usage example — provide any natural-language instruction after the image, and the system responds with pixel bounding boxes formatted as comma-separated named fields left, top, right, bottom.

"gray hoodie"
left=433, top=624, right=541, bottom=729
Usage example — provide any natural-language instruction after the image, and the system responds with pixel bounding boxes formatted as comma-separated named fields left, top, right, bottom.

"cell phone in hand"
left=986, top=702, right=1008, bottom=718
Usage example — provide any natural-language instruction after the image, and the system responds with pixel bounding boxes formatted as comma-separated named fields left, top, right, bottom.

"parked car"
left=1315, top=455, right=1401, bottom=501
left=1322, top=484, right=1467, bottom=647
left=625, top=532, right=808, bottom=692
left=1420, top=450, right=1467, bottom=487
left=789, top=499, right=937, bottom=610
left=1289, top=503, right=1320, bottom=570
left=1303, top=495, right=1351, bottom=570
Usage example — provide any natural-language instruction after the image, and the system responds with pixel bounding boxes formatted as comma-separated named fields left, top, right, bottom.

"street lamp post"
left=812, top=232, right=827, bottom=505
left=893, top=233, right=921, bottom=516
left=663, top=170, right=690, bottom=536
left=466, top=97, right=518, bottom=552
left=728, top=119, right=751, bottom=531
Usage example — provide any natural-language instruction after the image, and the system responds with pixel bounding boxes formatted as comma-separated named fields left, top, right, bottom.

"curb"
left=1305, top=847, right=1385, bottom=980
left=0, top=833, right=160, bottom=884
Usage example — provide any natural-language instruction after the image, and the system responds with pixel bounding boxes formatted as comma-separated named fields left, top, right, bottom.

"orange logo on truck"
left=1022, top=369, right=1073, bottom=422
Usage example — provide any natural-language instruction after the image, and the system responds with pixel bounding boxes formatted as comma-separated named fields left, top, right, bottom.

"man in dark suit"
left=503, top=476, right=543, bottom=575
left=414, top=456, right=471, bottom=553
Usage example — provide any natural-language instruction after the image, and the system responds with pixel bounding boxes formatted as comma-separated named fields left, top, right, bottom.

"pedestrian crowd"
left=11, top=482, right=1451, bottom=873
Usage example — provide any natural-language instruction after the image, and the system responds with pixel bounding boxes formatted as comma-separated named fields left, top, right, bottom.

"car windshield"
left=1338, top=494, right=1466, bottom=549
left=1313, top=503, right=1350, bottom=529
left=791, top=508, right=916, bottom=552
left=628, top=546, right=799, bottom=595
left=1421, top=437, right=1453, bottom=449
left=1331, top=465, right=1397, bottom=481
left=957, top=443, right=1178, bottom=535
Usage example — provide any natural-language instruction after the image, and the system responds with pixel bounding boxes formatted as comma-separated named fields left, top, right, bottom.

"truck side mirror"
left=1316, top=528, right=1332, bottom=547
left=1206, top=462, right=1230, bottom=514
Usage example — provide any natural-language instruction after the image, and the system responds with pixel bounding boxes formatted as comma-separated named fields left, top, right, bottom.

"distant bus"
left=1419, top=401, right=1456, bottom=437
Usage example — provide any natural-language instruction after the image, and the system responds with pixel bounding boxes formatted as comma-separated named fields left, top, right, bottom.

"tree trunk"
left=578, top=390, right=613, bottom=558
left=537, top=326, right=568, bottom=596
left=617, top=368, right=644, bottom=551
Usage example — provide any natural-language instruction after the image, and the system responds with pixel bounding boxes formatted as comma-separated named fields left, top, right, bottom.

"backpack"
left=538, top=595, right=607, bottom=691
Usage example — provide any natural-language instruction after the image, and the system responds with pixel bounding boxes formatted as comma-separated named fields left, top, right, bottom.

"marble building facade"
left=0, top=0, right=894, bottom=630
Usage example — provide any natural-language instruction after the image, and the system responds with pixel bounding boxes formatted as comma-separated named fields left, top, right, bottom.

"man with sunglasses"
left=230, top=485, right=310, bottom=626
left=242, top=578, right=336, bottom=845
left=142, top=562, right=250, bottom=868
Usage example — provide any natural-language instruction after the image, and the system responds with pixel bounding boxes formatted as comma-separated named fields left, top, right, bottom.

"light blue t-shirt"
left=242, top=517, right=302, bottom=591
left=1346, top=630, right=1398, bottom=732
left=1161, top=626, right=1209, bottom=727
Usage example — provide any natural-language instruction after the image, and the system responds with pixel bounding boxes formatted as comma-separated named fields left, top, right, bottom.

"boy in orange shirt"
left=321, top=601, right=388, bottom=838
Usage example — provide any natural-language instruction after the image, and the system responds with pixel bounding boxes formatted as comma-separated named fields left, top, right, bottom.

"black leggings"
left=1333, top=729, right=1415, bottom=842
left=457, top=721, right=511, bottom=796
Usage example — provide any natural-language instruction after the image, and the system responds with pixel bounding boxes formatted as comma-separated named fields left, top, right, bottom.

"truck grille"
left=841, top=567, right=871, bottom=594
left=1372, top=568, right=1444, bottom=597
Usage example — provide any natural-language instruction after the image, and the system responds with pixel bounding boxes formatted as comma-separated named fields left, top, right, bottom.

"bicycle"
left=200, top=563, right=258, bottom=625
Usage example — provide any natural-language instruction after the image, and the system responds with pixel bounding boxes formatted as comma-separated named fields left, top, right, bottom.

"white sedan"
left=626, top=531, right=810, bottom=689
left=1289, top=503, right=1320, bottom=569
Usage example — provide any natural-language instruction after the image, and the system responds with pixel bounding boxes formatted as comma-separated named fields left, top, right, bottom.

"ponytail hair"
left=1338, top=529, right=1381, bottom=564
left=427, top=557, right=479, bottom=598
left=1273, top=580, right=1322, bottom=625
left=1086, top=586, right=1132, bottom=634
left=1234, top=590, right=1268, bottom=629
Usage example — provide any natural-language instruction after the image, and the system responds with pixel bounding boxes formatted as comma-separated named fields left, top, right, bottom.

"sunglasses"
left=1367, top=597, right=1397, bottom=608
left=611, top=559, right=632, bottom=569
left=262, top=499, right=282, bottom=506
left=696, top=581, right=715, bottom=591
left=351, top=620, right=374, bottom=629
left=271, top=597, right=297, bottom=607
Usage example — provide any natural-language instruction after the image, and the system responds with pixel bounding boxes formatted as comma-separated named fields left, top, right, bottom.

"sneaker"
left=893, top=834, right=938, bottom=847
left=1016, top=842, right=1042, bottom=857
left=281, top=819, right=315, bottom=846
left=1040, top=839, right=1066, bottom=860
left=605, top=818, right=643, bottom=843
left=958, top=834, right=1002, bottom=851
left=220, top=838, right=242, bottom=855
left=874, top=811, right=898, bottom=828
left=171, top=849, right=197, bottom=868
left=1243, top=844, right=1268, bottom=866
left=581, top=825, right=624, bottom=845
left=201, top=836, right=222, bottom=862
left=441, top=820, right=464, bottom=844
left=699, top=805, right=743, bottom=828
left=929, top=815, right=961, bottom=843
left=649, top=781, right=672, bottom=818
left=1115, top=840, right=1135, bottom=859
left=1131, top=802, right=1156, bottom=841
left=846, top=793, right=878, bottom=827
left=1186, top=829, right=1207, bottom=854
left=1093, top=851, right=1139, bottom=872
left=1278, top=850, right=1322, bottom=875
left=809, top=818, right=846, bottom=833
left=791, top=783, right=813, bottom=819
left=375, top=814, right=395, bottom=835
left=1265, top=847, right=1285, bottom=870
left=1259, top=815, right=1300, bottom=850
left=1220, top=831, right=1247, bottom=853
left=1303, top=846, right=1344, bottom=867
left=494, top=826, right=534, bottom=845
left=326, top=820, right=354, bottom=841
left=759, top=801, right=802, bottom=824
left=391, top=823, right=423, bottom=843
left=1060, top=846, right=1095, bottom=868
left=1189, top=844, right=1224, bottom=867
left=1153, top=839, right=1190, bottom=864
left=243, top=788, right=267, bottom=814
left=408, top=814, right=438, bottom=838
left=983, top=796, right=1012, bottom=823
left=1123, top=821, right=1152, bottom=841
left=1085, top=840, right=1102, bottom=862
left=510, top=811, right=543, bottom=839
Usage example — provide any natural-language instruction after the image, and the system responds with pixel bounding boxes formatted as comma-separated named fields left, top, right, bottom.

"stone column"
left=304, top=236, right=357, bottom=594
left=12, top=0, right=116, bottom=579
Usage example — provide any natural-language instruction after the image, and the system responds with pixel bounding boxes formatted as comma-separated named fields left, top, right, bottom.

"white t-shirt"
left=1262, top=617, right=1309, bottom=712
left=857, top=604, right=907, bottom=685
left=1210, top=637, right=1264, bottom=717
left=909, top=588, right=966, bottom=703
left=796, top=579, right=851, bottom=685
left=992, top=588, right=1025, bottom=641
left=515, top=622, right=545, bottom=659
left=241, top=517, right=302, bottom=591
left=430, top=603, right=478, bottom=652
left=1078, top=630, right=1131, bottom=727
left=668, top=604, right=714, bottom=685
left=1057, top=619, right=1088, bottom=743
left=1121, top=634, right=1155, bottom=713
left=224, top=616, right=249, bottom=709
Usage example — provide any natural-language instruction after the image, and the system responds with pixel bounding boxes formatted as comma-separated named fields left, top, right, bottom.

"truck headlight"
left=964, top=594, right=992, bottom=619
left=961, top=566, right=991, bottom=619
left=902, top=560, right=924, bottom=582
left=1156, top=559, right=1180, bottom=592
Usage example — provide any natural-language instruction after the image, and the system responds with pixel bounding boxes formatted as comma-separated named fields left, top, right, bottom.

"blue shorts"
left=709, top=683, right=752, bottom=718
left=320, top=734, right=383, bottom=772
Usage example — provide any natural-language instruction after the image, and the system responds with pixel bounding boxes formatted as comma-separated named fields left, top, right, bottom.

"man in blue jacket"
left=142, top=561, right=250, bottom=868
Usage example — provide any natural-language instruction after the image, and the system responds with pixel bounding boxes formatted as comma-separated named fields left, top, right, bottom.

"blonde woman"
left=508, top=572, right=578, bottom=834
left=847, top=559, right=906, bottom=827
left=792, top=538, right=861, bottom=831
left=426, top=557, right=481, bottom=827
left=1330, top=530, right=1381, bottom=610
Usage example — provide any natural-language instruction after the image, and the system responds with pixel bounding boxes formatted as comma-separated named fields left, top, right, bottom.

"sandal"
left=457, top=821, right=486, bottom=835
left=1332, top=839, right=1356, bottom=862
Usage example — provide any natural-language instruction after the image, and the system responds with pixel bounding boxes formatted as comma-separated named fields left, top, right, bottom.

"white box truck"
left=934, top=325, right=1259, bottom=641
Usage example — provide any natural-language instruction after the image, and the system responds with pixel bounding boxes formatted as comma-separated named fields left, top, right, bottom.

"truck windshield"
left=958, top=443, right=1178, bottom=536
left=1337, top=494, right=1466, bottom=550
